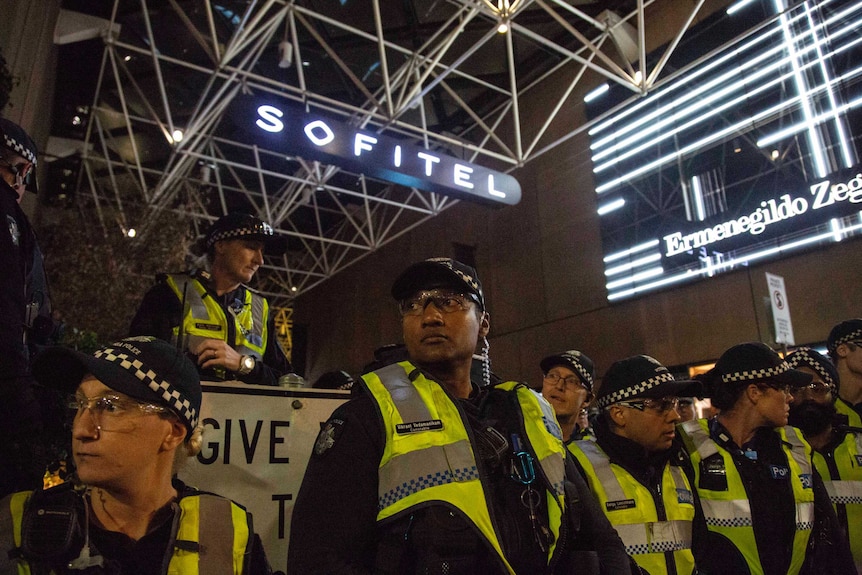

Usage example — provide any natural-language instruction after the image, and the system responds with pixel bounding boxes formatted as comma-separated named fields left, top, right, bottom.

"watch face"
left=242, top=355, right=255, bottom=371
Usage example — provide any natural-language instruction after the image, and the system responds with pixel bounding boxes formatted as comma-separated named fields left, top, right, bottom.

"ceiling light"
left=497, top=20, right=509, bottom=34
left=597, top=198, right=625, bottom=215
left=127, top=228, right=137, bottom=238
left=171, top=129, right=184, bottom=143
left=584, top=84, right=609, bottom=103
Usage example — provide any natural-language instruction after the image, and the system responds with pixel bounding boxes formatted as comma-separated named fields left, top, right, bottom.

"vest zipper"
left=652, top=472, right=678, bottom=574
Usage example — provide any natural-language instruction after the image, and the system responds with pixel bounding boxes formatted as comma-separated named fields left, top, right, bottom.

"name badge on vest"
left=769, top=465, right=790, bottom=479
left=676, top=488, right=694, bottom=505
left=195, top=323, right=222, bottom=331
left=396, top=420, right=443, bottom=434
left=606, top=499, right=636, bottom=512
left=855, top=455, right=862, bottom=466
left=798, top=473, right=813, bottom=489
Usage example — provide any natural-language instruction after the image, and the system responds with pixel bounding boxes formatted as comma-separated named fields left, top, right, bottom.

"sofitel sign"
left=230, top=96, right=521, bottom=206
left=663, top=169, right=862, bottom=257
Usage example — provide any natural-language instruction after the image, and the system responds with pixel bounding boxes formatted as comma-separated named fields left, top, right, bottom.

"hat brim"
left=391, top=262, right=462, bottom=299
left=768, top=367, right=812, bottom=387
left=32, top=347, right=164, bottom=407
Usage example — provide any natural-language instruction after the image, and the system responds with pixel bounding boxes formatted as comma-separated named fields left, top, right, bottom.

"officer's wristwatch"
left=237, top=355, right=256, bottom=375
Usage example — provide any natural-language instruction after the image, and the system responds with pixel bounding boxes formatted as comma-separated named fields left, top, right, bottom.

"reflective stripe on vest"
left=362, top=362, right=567, bottom=574
left=680, top=419, right=814, bottom=575
left=169, top=494, right=251, bottom=575
left=0, top=492, right=31, bottom=575
left=165, top=274, right=267, bottom=358
left=570, top=440, right=695, bottom=575
left=812, top=429, right=862, bottom=572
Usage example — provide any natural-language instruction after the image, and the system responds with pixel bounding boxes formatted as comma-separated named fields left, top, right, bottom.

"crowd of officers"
left=0, top=116, right=859, bottom=574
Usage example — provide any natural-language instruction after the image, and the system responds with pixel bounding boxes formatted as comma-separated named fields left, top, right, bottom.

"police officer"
left=569, top=355, right=701, bottom=575
left=0, top=336, right=272, bottom=574
left=130, top=213, right=292, bottom=385
left=827, top=319, right=862, bottom=427
left=679, top=342, right=854, bottom=575
left=787, top=348, right=862, bottom=573
left=0, top=118, right=59, bottom=498
left=539, top=350, right=595, bottom=443
left=287, top=258, right=630, bottom=574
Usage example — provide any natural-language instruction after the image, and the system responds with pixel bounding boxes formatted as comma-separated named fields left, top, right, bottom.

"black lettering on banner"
left=197, top=417, right=221, bottom=465
left=270, top=421, right=290, bottom=463
left=223, top=418, right=232, bottom=464
left=273, top=493, right=294, bottom=539
left=241, top=420, right=264, bottom=464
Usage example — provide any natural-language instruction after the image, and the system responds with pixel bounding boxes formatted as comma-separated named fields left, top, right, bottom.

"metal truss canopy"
left=70, top=0, right=722, bottom=306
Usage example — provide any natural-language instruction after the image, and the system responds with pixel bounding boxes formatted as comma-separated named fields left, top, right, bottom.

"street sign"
left=765, top=272, right=795, bottom=345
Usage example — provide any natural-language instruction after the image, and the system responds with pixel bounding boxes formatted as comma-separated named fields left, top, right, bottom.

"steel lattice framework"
left=77, top=0, right=716, bottom=306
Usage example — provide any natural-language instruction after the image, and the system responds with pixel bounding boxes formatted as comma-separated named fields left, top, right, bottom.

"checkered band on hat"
left=94, top=347, right=199, bottom=429
left=786, top=348, right=835, bottom=388
left=205, top=221, right=274, bottom=248
left=720, top=360, right=793, bottom=384
left=831, top=327, right=862, bottom=352
left=597, top=371, right=677, bottom=409
left=563, top=355, right=594, bottom=390
left=426, top=257, right=481, bottom=296
left=2, top=132, right=37, bottom=166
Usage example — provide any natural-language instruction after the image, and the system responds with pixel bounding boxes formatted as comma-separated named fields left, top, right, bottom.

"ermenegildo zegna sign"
left=229, top=96, right=521, bottom=206
left=663, top=166, right=862, bottom=258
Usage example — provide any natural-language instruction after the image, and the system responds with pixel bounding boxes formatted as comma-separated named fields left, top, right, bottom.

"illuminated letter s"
left=256, top=105, right=285, bottom=133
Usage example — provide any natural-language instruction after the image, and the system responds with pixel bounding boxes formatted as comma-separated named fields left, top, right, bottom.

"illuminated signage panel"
left=230, top=95, right=521, bottom=206
left=588, top=0, right=862, bottom=301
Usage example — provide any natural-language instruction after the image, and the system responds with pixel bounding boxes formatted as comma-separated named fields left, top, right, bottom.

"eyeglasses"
left=399, top=290, right=479, bottom=317
left=543, top=372, right=587, bottom=390
left=68, top=393, right=169, bottom=432
left=793, top=382, right=835, bottom=397
left=0, top=155, right=32, bottom=180
left=758, top=383, right=793, bottom=395
left=614, top=397, right=680, bottom=414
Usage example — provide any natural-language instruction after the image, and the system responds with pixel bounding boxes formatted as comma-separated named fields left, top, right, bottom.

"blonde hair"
left=173, top=424, right=204, bottom=472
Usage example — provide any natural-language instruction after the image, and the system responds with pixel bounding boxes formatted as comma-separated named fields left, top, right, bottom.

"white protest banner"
left=179, top=381, right=350, bottom=574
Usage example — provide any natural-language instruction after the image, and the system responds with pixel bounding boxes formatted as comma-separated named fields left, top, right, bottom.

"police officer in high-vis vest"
left=828, top=319, right=862, bottom=431
left=287, top=258, right=631, bottom=575
left=569, top=355, right=701, bottom=575
left=787, top=348, right=862, bottom=574
left=130, top=213, right=292, bottom=386
left=0, top=336, right=272, bottom=574
left=679, top=342, right=855, bottom=575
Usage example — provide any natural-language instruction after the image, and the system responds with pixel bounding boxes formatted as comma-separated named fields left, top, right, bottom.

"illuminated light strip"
left=591, top=24, right=862, bottom=166
left=692, top=175, right=706, bottom=222
left=588, top=20, right=786, bottom=138
left=590, top=0, right=856, bottom=140
left=597, top=198, right=625, bottom=215
left=831, top=218, right=843, bottom=242
left=604, top=252, right=662, bottom=277
left=591, top=42, right=785, bottom=154
left=803, top=2, right=856, bottom=169
left=606, top=266, right=665, bottom=290
left=727, top=0, right=757, bottom=15
left=603, top=239, right=660, bottom=263
left=584, top=84, right=609, bottom=103
left=775, top=0, right=828, bottom=179
left=756, top=91, right=862, bottom=147
left=607, top=220, right=862, bottom=300
left=595, top=99, right=787, bottom=193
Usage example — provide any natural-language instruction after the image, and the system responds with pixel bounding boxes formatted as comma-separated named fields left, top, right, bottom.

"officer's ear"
left=478, top=311, right=490, bottom=338
left=161, top=417, right=188, bottom=452
left=606, top=405, right=626, bottom=428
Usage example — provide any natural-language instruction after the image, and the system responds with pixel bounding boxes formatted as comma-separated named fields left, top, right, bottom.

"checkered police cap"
left=595, top=355, right=700, bottom=409
left=786, top=347, right=838, bottom=389
left=0, top=118, right=38, bottom=167
left=33, top=336, right=202, bottom=437
left=712, top=342, right=811, bottom=388
left=391, top=258, right=485, bottom=310
left=540, top=350, right=595, bottom=392
left=205, top=212, right=286, bottom=255
left=827, top=319, right=862, bottom=358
